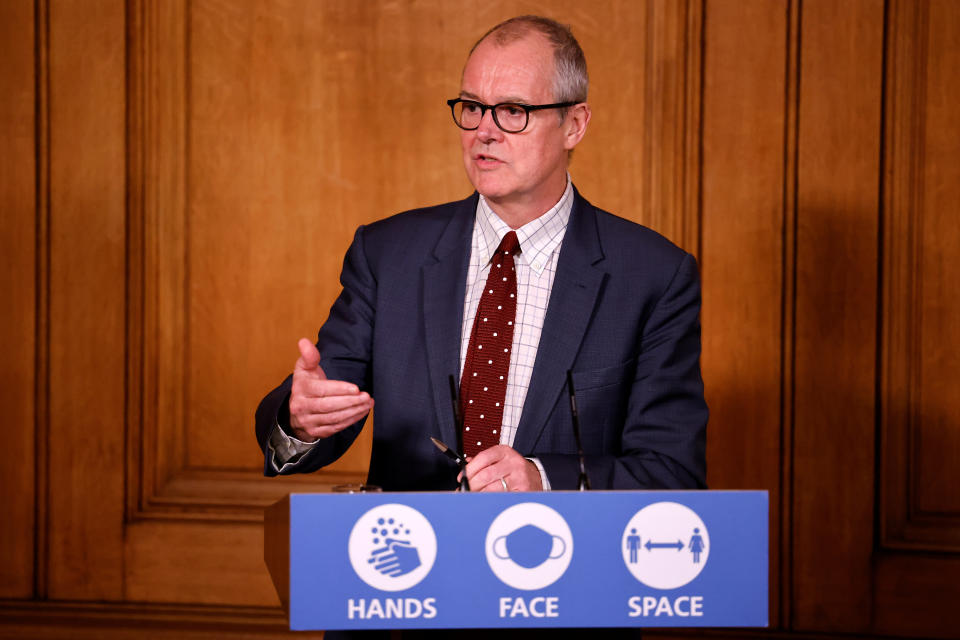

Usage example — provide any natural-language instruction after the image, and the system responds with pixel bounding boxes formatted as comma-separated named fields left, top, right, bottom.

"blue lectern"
left=264, top=491, right=767, bottom=631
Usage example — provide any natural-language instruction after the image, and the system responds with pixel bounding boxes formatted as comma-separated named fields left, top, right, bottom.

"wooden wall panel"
left=120, top=0, right=706, bottom=606
left=3, top=0, right=960, bottom=638
left=907, top=0, right=960, bottom=521
left=178, top=0, right=703, bottom=478
left=45, top=0, right=127, bottom=600
left=792, top=0, right=884, bottom=632
left=574, top=0, right=702, bottom=252
left=700, top=0, right=787, bottom=625
left=0, top=0, right=37, bottom=600
left=914, top=0, right=960, bottom=521
left=874, top=554, right=960, bottom=639
left=880, top=0, right=960, bottom=554
left=123, top=0, right=704, bottom=521
left=871, top=1, right=960, bottom=636
left=125, top=522, right=278, bottom=606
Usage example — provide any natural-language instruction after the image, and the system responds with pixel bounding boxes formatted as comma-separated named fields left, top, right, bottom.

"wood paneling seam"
left=33, top=0, right=51, bottom=602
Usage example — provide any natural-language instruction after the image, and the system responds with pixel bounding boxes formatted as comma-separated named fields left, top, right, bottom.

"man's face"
left=458, top=34, right=577, bottom=217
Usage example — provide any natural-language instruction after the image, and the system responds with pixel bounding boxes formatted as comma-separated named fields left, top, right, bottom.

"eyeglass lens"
left=454, top=101, right=528, bottom=133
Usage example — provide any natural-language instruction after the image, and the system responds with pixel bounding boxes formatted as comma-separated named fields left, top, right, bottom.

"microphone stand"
left=448, top=375, right=470, bottom=491
left=566, top=370, right=592, bottom=491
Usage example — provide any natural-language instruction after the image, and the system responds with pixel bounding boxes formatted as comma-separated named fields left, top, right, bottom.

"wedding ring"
left=500, top=476, right=509, bottom=491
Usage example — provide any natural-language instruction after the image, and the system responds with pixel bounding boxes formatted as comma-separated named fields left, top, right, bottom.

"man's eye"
left=463, top=103, right=481, bottom=114
left=502, top=105, right=524, bottom=116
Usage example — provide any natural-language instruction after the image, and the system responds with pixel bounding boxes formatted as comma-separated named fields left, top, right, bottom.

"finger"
left=295, top=414, right=371, bottom=438
left=477, top=458, right=540, bottom=491
left=466, top=467, right=497, bottom=491
left=292, top=403, right=374, bottom=438
left=296, top=378, right=362, bottom=399
left=295, top=397, right=373, bottom=425
left=295, top=338, right=326, bottom=380
left=302, top=392, right=372, bottom=416
left=289, top=387, right=369, bottom=421
left=464, top=444, right=507, bottom=480
left=473, top=474, right=508, bottom=492
left=467, top=463, right=503, bottom=492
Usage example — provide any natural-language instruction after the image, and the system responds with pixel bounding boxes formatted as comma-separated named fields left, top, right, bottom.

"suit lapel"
left=513, top=191, right=606, bottom=454
left=422, top=195, right=477, bottom=450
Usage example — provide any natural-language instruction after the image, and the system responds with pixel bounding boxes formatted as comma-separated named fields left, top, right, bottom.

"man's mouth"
left=475, top=152, right=503, bottom=164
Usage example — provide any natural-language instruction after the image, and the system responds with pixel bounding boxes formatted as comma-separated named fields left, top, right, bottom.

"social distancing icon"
left=621, top=502, right=710, bottom=589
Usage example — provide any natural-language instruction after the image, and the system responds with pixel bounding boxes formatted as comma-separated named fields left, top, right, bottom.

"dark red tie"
left=460, top=231, right=520, bottom=458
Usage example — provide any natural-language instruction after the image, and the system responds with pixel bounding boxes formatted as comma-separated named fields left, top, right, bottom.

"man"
left=255, top=15, right=707, bottom=494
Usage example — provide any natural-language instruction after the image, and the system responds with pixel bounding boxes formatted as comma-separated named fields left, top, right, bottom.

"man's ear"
left=563, top=102, right=591, bottom=151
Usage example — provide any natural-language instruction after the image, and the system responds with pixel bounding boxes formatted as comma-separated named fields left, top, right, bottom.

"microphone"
left=448, top=375, right=471, bottom=491
left=566, top=370, right=591, bottom=491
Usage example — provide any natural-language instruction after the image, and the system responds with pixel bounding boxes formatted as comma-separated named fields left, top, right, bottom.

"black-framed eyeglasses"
left=446, top=98, right=578, bottom=134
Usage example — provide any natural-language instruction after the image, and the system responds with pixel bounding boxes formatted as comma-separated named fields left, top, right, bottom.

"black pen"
left=430, top=436, right=465, bottom=465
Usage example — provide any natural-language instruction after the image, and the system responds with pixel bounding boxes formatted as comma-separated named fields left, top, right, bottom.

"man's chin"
left=470, top=177, right=512, bottom=200
left=476, top=189, right=513, bottom=207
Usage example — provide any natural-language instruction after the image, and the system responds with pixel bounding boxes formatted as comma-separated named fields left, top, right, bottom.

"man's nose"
left=475, top=106, right=504, bottom=142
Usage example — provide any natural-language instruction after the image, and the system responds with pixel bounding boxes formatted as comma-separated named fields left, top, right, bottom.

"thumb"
left=295, top=338, right=326, bottom=379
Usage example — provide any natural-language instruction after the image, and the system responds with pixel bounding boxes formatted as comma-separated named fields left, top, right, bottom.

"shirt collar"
left=475, top=177, right=574, bottom=275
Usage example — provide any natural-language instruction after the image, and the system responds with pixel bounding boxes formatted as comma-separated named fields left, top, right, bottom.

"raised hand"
left=287, top=338, right=374, bottom=442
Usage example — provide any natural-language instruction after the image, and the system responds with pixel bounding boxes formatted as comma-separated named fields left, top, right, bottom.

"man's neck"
left=483, top=177, right=570, bottom=230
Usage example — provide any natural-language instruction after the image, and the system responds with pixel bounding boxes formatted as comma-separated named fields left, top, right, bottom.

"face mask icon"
left=492, top=524, right=567, bottom=568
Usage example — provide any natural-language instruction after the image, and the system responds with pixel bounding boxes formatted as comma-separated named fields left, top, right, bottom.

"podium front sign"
left=266, top=491, right=767, bottom=630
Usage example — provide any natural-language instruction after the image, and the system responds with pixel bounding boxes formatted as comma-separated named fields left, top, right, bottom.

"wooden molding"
left=879, top=0, right=960, bottom=553
left=780, top=0, right=802, bottom=628
left=0, top=0, right=40, bottom=601
left=134, top=469, right=365, bottom=522
left=0, top=600, right=310, bottom=639
left=126, top=0, right=190, bottom=519
left=643, top=0, right=704, bottom=256
left=34, top=0, right=51, bottom=601
left=0, top=600, right=895, bottom=640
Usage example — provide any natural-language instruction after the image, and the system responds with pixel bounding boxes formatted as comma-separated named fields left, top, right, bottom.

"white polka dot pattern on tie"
left=459, top=230, right=520, bottom=458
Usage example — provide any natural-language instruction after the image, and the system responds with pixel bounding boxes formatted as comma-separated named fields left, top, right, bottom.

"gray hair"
left=470, top=15, right=589, bottom=104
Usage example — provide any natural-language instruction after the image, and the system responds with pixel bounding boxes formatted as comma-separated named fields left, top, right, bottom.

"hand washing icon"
left=492, top=524, right=567, bottom=569
left=348, top=504, right=437, bottom=591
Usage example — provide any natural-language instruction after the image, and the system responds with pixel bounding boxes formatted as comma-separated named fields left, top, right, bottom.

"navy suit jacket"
left=255, top=188, right=707, bottom=490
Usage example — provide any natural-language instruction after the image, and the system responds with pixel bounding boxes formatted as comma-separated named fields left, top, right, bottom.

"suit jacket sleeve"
left=254, top=225, right=377, bottom=477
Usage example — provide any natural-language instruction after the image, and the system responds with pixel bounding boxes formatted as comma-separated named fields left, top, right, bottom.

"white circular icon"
left=348, top=504, right=437, bottom=591
left=621, top=501, right=709, bottom=589
left=485, top=503, right=573, bottom=590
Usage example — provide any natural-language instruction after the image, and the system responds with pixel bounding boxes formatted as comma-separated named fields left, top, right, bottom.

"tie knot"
left=497, top=231, right=520, bottom=257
